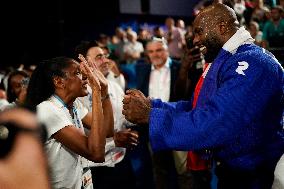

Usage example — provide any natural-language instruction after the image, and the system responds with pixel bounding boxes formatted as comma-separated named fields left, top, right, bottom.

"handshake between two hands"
left=122, top=89, right=151, bottom=125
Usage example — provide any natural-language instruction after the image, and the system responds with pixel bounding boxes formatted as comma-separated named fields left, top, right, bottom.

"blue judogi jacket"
left=149, top=27, right=284, bottom=171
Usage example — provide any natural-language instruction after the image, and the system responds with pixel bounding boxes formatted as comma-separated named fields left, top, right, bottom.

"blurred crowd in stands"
left=0, top=0, right=283, bottom=189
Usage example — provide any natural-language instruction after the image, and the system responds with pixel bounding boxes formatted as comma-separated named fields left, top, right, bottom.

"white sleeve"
left=74, top=99, right=88, bottom=119
left=107, top=71, right=126, bottom=91
left=123, top=44, right=129, bottom=53
left=37, top=101, right=73, bottom=139
left=272, top=154, right=284, bottom=189
left=139, top=42, right=144, bottom=53
left=77, top=85, right=93, bottom=112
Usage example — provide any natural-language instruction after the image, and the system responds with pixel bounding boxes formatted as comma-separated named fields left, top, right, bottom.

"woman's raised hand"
left=85, top=55, right=109, bottom=95
left=78, top=54, right=101, bottom=92
left=92, top=69, right=108, bottom=95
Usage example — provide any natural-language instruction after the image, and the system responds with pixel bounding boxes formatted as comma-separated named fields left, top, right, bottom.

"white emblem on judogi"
left=236, top=61, right=249, bottom=75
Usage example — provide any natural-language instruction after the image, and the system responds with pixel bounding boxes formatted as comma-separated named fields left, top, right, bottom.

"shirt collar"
left=151, top=57, right=171, bottom=70
left=50, top=95, right=65, bottom=108
left=222, top=26, right=255, bottom=54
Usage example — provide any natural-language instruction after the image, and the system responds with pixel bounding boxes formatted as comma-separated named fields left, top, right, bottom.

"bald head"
left=194, top=3, right=239, bottom=35
left=192, top=3, right=240, bottom=62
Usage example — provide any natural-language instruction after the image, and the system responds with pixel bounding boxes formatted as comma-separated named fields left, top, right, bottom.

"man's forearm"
left=175, top=68, right=192, bottom=100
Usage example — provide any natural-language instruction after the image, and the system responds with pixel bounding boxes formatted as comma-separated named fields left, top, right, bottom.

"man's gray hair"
left=148, top=37, right=168, bottom=50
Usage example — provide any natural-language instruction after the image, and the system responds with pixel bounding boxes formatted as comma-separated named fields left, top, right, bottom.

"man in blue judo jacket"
left=122, top=3, right=284, bottom=189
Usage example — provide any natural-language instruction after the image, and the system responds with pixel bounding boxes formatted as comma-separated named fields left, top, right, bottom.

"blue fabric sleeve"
left=149, top=54, right=282, bottom=152
left=151, top=99, right=192, bottom=112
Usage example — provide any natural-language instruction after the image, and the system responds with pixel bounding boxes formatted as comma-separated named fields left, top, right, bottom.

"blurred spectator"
left=248, top=21, right=264, bottom=46
left=123, top=30, right=144, bottom=63
left=97, top=33, right=118, bottom=60
left=262, top=5, right=284, bottom=48
left=176, top=19, right=187, bottom=36
left=165, top=17, right=186, bottom=60
left=97, top=33, right=110, bottom=47
left=137, top=28, right=151, bottom=49
left=153, top=26, right=165, bottom=38
left=234, top=0, right=247, bottom=25
left=280, top=0, right=284, bottom=11
left=0, top=89, right=9, bottom=112
left=251, top=0, right=271, bottom=30
left=114, top=27, right=128, bottom=63
left=25, top=64, right=37, bottom=77
left=262, top=5, right=284, bottom=64
left=185, top=25, right=194, bottom=41
left=6, top=70, right=30, bottom=106
left=0, top=108, right=51, bottom=189
left=120, top=30, right=144, bottom=89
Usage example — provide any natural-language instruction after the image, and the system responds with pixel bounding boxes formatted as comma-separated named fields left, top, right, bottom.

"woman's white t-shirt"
left=37, top=96, right=88, bottom=189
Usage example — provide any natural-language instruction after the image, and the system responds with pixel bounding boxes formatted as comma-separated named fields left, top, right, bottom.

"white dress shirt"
left=106, top=70, right=126, bottom=92
left=149, top=58, right=171, bottom=102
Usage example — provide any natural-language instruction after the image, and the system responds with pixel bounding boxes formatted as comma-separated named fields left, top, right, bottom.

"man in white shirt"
left=135, top=37, right=183, bottom=189
left=123, top=30, right=144, bottom=64
left=75, top=41, right=139, bottom=189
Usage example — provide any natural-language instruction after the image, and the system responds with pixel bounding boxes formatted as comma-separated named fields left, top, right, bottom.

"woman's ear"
left=53, top=76, right=65, bottom=89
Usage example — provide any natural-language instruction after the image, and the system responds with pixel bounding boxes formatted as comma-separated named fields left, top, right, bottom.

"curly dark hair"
left=24, top=57, right=75, bottom=111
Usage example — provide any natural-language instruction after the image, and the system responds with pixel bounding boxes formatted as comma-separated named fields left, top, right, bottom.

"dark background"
left=1, top=0, right=198, bottom=69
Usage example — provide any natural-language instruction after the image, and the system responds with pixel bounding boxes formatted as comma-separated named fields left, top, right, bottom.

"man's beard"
left=203, top=34, right=223, bottom=63
left=151, top=59, right=165, bottom=67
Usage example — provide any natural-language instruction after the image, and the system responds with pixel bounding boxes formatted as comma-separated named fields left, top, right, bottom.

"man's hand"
left=122, top=89, right=151, bottom=124
left=180, top=47, right=202, bottom=72
left=107, top=59, right=121, bottom=77
left=125, top=89, right=151, bottom=108
left=114, top=129, right=139, bottom=148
